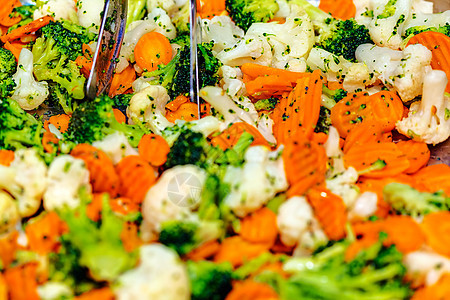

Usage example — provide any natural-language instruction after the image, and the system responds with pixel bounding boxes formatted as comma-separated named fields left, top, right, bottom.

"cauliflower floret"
left=403, top=10, right=450, bottom=36
left=216, top=36, right=273, bottom=67
left=218, top=65, right=246, bottom=98
left=0, top=191, right=20, bottom=234
left=43, top=155, right=91, bottom=211
left=34, top=0, right=77, bottom=22
left=127, top=85, right=173, bottom=135
left=93, top=132, right=139, bottom=164
left=349, top=191, right=378, bottom=219
left=115, top=244, right=190, bottom=300
left=277, top=196, right=328, bottom=253
left=147, top=8, right=177, bottom=40
left=0, top=149, right=47, bottom=218
left=141, top=165, right=207, bottom=241
left=200, top=86, right=256, bottom=129
left=396, top=70, right=450, bottom=145
left=37, top=282, right=73, bottom=300
left=11, top=49, right=49, bottom=111
left=404, top=251, right=450, bottom=287
left=76, top=0, right=104, bottom=29
left=224, top=146, right=288, bottom=217
left=202, top=16, right=245, bottom=53
left=323, top=126, right=346, bottom=176
left=146, top=0, right=179, bottom=13
left=246, top=4, right=314, bottom=70
left=307, top=47, right=375, bottom=92
left=326, top=167, right=360, bottom=208
left=356, top=43, right=432, bottom=101
left=361, top=0, right=413, bottom=49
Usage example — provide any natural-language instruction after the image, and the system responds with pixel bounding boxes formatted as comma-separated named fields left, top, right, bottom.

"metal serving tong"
left=86, top=0, right=128, bottom=99
left=190, top=0, right=202, bottom=118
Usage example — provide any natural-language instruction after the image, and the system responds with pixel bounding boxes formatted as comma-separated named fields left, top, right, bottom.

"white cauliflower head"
left=404, top=250, right=450, bottom=287
left=0, top=191, right=20, bottom=234
left=224, top=146, right=288, bottom=217
left=362, top=0, right=413, bottom=49
left=147, top=8, right=177, bottom=40
left=34, top=0, right=77, bottom=22
left=0, top=149, right=47, bottom=218
left=141, top=165, right=207, bottom=241
left=92, top=132, right=139, bottom=164
left=43, top=155, right=91, bottom=211
left=11, top=49, right=49, bottom=111
left=396, top=70, right=450, bottom=145
left=218, top=65, right=246, bottom=98
left=277, top=196, right=328, bottom=254
left=356, top=43, right=432, bottom=101
left=326, top=167, right=360, bottom=208
left=216, top=36, right=273, bottom=67
left=202, top=16, right=245, bottom=53
left=76, top=0, right=105, bottom=29
left=307, top=47, right=375, bottom=92
left=246, top=4, right=314, bottom=70
left=127, top=85, right=173, bottom=135
left=115, top=244, right=190, bottom=300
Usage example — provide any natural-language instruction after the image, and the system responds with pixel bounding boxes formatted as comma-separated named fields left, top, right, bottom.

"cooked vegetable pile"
left=0, top=0, right=450, bottom=299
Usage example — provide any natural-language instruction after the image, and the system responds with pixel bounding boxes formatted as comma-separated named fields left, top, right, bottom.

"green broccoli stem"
left=340, top=264, right=405, bottom=289
left=358, top=159, right=387, bottom=176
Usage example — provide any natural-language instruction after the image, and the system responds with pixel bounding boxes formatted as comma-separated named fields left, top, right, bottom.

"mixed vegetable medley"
left=0, top=0, right=450, bottom=299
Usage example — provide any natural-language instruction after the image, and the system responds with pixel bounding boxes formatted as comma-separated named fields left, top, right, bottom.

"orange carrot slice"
left=115, top=155, right=157, bottom=204
left=225, top=280, right=279, bottom=300
left=0, top=149, right=14, bottom=166
left=210, top=122, right=271, bottom=150
left=344, top=142, right=410, bottom=178
left=245, top=75, right=295, bottom=99
left=239, top=207, right=278, bottom=245
left=134, top=32, right=173, bottom=72
left=109, top=196, right=140, bottom=215
left=307, top=187, right=347, bottom=240
left=44, top=114, right=71, bottom=133
left=318, top=0, right=356, bottom=20
left=407, top=31, right=450, bottom=93
left=109, top=65, right=136, bottom=97
left=241, top=63, right=310, bottom=82
left=4, top=263, right=40, bottom=300
left=283, top=134, right=327, bottom=196
left=343, top=121, right=392, bottom=153
left=272, top=70, right=323, bottom=142
left=413, top=164, right=450, bottom=196
left=0, top=0, right=21, bottom=27
left=74, top=287, right=115, bottom=300
left=421, top=211, right=450, bottom=258
left=396, top=140, right=430, bottom=174
left=71, top=144, right=120, bottom=197
left=25, top=212, right=67, bottom=255
left=120, top=222, right=143, bottom=253
left=411, top=273, right=450, bottom=300
left=166, top=95, right=190, bottom=112
left=0, top=231, right=19, bottom=269
left=165, top=102, right=199, bottom=122
left=214, top=236, right=271, bottom=267
left=186, top=240, right=221, bottom=261
left=331, top=91, right=404, bottom=138
left=1, top=16, right=54, bottom=43
left=198, top=0, right=226, bottom=19
left=3, top=40, right=22, bottom=60
left=138, top=133, right=171, bottom=167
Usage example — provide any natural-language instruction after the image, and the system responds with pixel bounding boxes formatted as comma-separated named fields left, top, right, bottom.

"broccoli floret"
left=0, top=47, right=17, bottom=98
left=187, top=260, right=234, bottom=300
left=0, top=97, right=45, bottom=152
left=314, top=106, right=332, bottom=134
left=383, top=182, right=450, bottom=217
left=112, top=93, right=133, bottom=113
left=32, top=20, right=96, bottom=113
left=144, top=42, right=222, bottom=100
left=164, top=128, right=207, bottom=168
left=254, top=97, right=279, bottom=111
left=159, top=220, right=222, bottom=256
left=170, top=33, right=190, bottom=47
left=291, top=0, right=373, bottom=62
left=404, top=24, right=450, bottom=38
left=56, top=192, right=138, bottom=282
left=323, top=85, right=348, bottom=102
left=64, top=95, right=148, bottom=147
left=260, top=240, right=411, bottom=300
left=225, top=0, right=279, bottom=32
